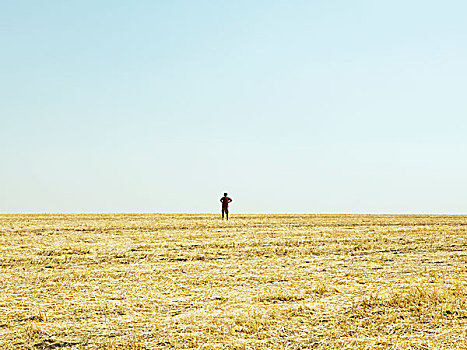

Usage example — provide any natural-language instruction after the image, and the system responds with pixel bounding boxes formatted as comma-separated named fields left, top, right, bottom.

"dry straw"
left=1, top=214, right=466, bottom=349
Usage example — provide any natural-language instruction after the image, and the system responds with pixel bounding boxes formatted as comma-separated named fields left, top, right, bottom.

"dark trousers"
left=222, top=207, right=229, bottom=219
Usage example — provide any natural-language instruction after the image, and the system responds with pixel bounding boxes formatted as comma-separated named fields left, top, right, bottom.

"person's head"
left=224, top=192, right=228, bottom=197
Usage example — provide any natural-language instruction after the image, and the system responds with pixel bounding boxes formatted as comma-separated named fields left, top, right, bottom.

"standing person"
left=220, top=193, right=232, bottom=220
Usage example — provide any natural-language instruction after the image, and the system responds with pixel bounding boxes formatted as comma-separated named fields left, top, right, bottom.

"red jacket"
left=220, top=196, right=232, bottom=208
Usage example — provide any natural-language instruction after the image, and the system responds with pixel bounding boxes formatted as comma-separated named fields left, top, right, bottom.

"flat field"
left=1, top=214, right=466, bottom=349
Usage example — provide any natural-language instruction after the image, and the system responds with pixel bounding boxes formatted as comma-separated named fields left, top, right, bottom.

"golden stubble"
left=0, top=214, right=466, bottom=349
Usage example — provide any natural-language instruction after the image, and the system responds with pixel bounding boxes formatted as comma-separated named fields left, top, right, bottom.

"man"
left=220, top=192, right=232, bottom=220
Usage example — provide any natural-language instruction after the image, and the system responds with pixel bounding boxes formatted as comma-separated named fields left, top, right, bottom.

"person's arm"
left=228, top=198, right=232, bottom=203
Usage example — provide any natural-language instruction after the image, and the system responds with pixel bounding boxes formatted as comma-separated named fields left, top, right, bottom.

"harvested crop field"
left=1, top=214, right=466, bottom=349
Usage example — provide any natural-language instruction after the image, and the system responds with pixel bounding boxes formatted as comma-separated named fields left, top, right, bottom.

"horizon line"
left=1, top=212, right=466, bottom=216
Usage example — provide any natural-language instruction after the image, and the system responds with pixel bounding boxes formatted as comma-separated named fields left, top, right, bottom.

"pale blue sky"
left=1, top=1, right=466, bottom=213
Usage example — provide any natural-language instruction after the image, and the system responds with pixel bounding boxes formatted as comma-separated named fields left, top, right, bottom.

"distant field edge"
left=0, top=212, right=466, bottom=216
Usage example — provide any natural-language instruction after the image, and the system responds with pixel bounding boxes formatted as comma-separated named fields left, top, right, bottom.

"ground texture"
left=1, top=214, right=466, bottom=349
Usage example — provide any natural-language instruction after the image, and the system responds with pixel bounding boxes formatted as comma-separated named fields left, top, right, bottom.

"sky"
left=1, top=0, right=466, bottom=214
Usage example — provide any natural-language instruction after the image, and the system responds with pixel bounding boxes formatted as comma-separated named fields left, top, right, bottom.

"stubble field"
left=1, top=214, right=466, bottom=349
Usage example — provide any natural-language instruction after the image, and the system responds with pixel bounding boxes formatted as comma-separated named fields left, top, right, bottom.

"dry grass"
left=1, top=214, right=466, bottom=349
